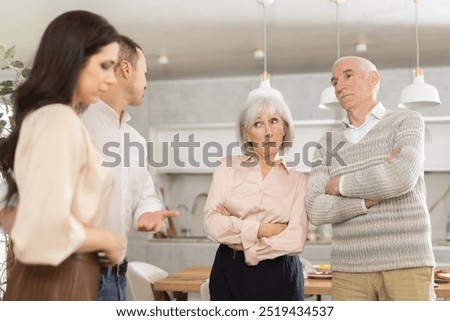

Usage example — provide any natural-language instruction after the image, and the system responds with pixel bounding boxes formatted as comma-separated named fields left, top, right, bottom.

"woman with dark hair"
left=204, top=92, right=308, bottom=300
left=0, top=10, right=125, bottom=300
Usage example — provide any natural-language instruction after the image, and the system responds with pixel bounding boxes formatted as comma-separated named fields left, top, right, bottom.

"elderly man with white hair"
left=307, top=56, right=435, bottom=301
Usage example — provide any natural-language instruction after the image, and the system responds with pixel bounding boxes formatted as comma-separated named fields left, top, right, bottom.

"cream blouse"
left=11, top=104, right=113, bottom=266
left=204, top=155, right=308, bottom=266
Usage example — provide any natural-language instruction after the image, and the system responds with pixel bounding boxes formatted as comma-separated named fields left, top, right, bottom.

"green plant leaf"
left=5, top=46, right=15, bottom=59
left=10, top=60, right=24, bottom=69
left=8, top=115, right=14, bottom=128
left=0, top=44, right=24, bottom=137
left=21, top=68, right=31, bottom=79
left=0, top=87, right=13, bottom=96
left=0, top=80, right=14, bottom=87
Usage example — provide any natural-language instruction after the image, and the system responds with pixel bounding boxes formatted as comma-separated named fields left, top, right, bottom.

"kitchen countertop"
left=128, top=234, right=450, bottom=274
left=146, top=237, right=450, bottom=248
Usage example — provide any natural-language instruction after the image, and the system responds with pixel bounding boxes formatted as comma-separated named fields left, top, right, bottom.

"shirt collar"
left=94, top=99, right=131, bottom=126
left=240, top=154, right=289, bottom=174
left=342, top=102, right=386, bottom=127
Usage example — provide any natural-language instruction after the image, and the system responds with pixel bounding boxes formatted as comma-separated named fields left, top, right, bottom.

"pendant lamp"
left=318, top=0, right=345, bottom=110
left=398, top=0, right=441, bottom=109
left=247, top=0, right=284, bottom=102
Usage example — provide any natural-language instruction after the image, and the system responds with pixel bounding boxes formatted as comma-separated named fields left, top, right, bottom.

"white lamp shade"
left=257, top=0, right=274, bottom=6
left=398, top=74, right=441, bottom=109
left=247, top=77, right=285, bottom=102
left=318, top=85, right=341, bottom=110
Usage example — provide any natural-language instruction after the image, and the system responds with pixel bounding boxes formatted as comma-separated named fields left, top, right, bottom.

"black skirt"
left=209, top=244, right=304, bottom=301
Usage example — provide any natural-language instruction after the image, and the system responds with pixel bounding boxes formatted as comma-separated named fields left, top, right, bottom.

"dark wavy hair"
left=0, top=10, right=119, bottom=205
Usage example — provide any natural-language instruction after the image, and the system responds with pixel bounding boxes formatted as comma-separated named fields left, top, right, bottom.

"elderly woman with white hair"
left=203, top=91, right=308, bottom=301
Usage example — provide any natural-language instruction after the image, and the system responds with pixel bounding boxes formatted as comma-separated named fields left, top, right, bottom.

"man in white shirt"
left=78, top=35, right=179, bottom=301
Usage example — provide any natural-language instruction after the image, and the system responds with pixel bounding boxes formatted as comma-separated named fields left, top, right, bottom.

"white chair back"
left=126, top=261, right=169, bottom=301
left=200, top=278, right=210, bottom=301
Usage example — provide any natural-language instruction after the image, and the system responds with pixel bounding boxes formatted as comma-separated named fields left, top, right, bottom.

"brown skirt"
left=4, top=252, right=100, bottom=301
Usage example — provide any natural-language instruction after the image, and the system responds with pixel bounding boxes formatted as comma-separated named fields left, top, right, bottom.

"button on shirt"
left=80, top=101, right=162, bottom=259
left=204, top=155, right=308, bottom=266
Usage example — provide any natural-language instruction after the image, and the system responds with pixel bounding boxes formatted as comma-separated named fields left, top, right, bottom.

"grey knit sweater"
left=306, top=109, right=435, bottom=272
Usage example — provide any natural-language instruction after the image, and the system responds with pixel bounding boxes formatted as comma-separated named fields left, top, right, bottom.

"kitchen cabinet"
left=149, top=122, right=238, bottom=173
left=148, top=120, right=344, bottom=173
left=148, top=117, right=450, bottom=173
left=423, top=117, right=450, bottom=171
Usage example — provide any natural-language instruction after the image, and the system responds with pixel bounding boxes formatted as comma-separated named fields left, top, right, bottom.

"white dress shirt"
left=80, top=100, right=162, bottom=258
left=342, top=102, right=387, bottom=144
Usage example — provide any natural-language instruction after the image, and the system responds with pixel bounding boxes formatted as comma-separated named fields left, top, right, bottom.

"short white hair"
left=235, top=94, right=295, bottom=155
left=332, top=56, right=380, bottom=96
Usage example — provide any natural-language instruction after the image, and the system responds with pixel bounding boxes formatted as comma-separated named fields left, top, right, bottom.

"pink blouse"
left=11, top=104, right=113, bottom=265
left=204, top=155, right=308, bottom=266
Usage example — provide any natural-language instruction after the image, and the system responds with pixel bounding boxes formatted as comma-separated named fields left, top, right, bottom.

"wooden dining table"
left=152, top=265, right=211, bottom=301
left=152, top=265, right=450, bottom=301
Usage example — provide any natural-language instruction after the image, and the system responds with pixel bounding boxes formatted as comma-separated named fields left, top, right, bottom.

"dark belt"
left=100, top=259, right=128, bottom=277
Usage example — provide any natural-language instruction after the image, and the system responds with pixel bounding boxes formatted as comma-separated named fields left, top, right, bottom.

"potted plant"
left=0, top=43, right=30, bottom=138
left=0, top=43, right=29, bottom=300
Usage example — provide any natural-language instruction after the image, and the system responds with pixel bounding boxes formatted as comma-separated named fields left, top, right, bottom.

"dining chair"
left=200, top=278, right=210, bottom=301
left=126, top=261, right=171, bottom=301
left=299, top=257, right=316, bottom=300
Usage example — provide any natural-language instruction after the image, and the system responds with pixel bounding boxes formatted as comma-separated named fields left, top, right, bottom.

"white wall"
left=142, top=66, right=450, bottom=127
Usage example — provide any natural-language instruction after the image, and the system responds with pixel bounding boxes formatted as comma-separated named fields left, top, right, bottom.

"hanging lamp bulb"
left=318, top=0, right=345, bottom=110
left=398, top=0, right=441, bottom=109
left=247, top=0, right=285, bottom=102
left=247, top=71, right=285, bottom=101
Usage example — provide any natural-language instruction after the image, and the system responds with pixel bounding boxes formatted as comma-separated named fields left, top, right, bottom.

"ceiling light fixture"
left=398, top=0, right=441, bottom=109
left=158, top=54, right=169, bottom=65
left=355, top=42, right=367, bottom=55
left=247, top=0, right=284, bottom=101
left=253, top=48, right=264, bottom=60
left=318, top=0, right=345, bottom=110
